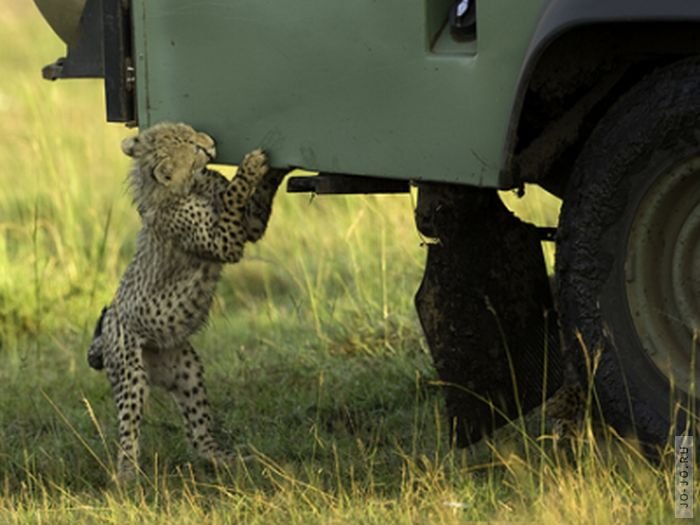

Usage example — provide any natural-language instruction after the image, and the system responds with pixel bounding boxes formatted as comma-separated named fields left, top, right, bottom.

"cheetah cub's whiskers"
left=87, top=122, right=286, bottom=481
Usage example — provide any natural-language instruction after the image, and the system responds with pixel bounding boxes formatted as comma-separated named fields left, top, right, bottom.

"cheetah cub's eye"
left=194, top=131, right=216, bottom=161
left=196, top=144, right=215, bottom=161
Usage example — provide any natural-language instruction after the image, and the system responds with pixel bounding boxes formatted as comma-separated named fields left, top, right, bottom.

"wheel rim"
left=625, top=156, right=700, bottom=397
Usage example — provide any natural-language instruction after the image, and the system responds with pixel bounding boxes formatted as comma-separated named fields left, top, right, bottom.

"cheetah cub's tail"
left=87, top=306, right=109, bottom=370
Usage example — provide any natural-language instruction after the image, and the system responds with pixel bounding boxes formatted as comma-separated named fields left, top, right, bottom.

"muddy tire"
left=415, top=185, right=563, bottom=446
left=557, top=58, right=700, bottom=445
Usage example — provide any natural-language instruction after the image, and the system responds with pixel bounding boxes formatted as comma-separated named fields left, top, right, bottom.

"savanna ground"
left=0, top=3, right=694, bottom=523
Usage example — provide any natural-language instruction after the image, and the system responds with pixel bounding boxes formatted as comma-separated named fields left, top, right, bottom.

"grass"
left=0, top=3, right=693, bottom=523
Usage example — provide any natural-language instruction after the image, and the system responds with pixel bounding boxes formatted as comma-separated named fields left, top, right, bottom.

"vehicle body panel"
left=132, top=0, right=547, bottom=187
left=37, top=0, right=700, bottom=188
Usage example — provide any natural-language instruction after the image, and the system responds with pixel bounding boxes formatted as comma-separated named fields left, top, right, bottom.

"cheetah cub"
left=87, top=122, right=285, bottom=480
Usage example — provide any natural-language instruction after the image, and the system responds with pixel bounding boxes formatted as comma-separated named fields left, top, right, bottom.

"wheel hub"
left=625, top=156, right=700, bottom=396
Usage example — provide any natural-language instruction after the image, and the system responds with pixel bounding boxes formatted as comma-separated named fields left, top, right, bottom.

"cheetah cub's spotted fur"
left=88, top=122, right=285, bottom=480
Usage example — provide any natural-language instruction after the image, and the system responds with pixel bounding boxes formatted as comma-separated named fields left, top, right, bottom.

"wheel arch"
left=501, top=0, right=700, bottom=194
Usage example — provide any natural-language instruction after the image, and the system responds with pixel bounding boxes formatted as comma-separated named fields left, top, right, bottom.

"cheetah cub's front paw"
left=239, top=149, right=270, bottom=192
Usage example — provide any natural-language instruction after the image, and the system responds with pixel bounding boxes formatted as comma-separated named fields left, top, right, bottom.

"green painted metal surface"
left=132, top=0, right=546, bottom=187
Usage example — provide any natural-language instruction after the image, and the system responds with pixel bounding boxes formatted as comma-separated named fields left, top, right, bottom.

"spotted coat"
left=87, top=123, right=285, bottom=479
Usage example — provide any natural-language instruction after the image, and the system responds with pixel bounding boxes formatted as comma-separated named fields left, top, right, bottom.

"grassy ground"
left=0, top=3, right=692, bottom=523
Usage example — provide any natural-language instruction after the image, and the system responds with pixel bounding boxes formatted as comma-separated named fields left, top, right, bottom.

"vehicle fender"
left=501, top=0, right=700, bottom=182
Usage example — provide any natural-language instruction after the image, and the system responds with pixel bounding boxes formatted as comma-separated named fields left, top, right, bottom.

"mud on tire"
left=556, top=57, right=700, bottom=446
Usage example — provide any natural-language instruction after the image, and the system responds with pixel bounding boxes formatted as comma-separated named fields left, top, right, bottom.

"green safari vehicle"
left=35, top=0, right=700, bottom=448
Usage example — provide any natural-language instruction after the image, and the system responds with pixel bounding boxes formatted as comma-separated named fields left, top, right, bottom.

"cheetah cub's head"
left=122, top=122, right=216, bottom=206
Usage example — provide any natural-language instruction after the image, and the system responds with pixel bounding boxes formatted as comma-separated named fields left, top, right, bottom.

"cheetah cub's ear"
left=153, top=158, right=178, bottom=186
left=121, top=135, right=138, bottom=157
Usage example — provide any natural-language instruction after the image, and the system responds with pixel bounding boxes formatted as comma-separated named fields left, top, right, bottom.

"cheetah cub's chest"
left=118, top=235, right=224, bottom=346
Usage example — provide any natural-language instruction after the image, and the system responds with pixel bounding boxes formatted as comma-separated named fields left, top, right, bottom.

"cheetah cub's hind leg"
left=102, top=323, right=149, bottom=481
left=144, top=342, right=235, bottom=465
